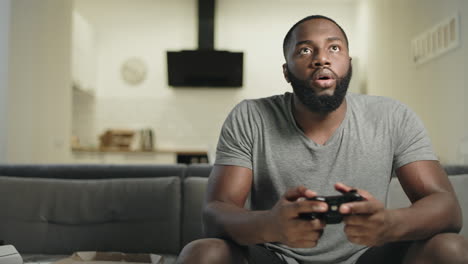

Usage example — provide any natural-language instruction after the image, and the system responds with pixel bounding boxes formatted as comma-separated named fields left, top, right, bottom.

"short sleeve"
left=392, top=103, right=438, bottom=169
left=214, top=100, right=256, bottom=170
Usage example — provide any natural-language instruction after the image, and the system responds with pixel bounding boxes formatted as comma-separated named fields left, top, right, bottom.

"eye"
left=299, top=47, right=312, bottom=55
left=330, top=45, right=340, bottom=52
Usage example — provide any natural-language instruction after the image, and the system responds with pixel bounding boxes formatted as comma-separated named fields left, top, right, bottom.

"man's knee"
left=176, top=238, right=247, bottom=264
left=407, top=233, right=468, bottom=264
left=426, top=233, right=468, bottom=263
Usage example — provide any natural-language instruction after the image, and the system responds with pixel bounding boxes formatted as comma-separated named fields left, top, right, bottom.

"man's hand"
left=335, top=182, right=395, bottom=247
left=266, top=186, right=328, bottom=248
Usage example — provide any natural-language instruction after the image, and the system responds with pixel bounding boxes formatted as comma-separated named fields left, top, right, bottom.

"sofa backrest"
left=0, top=164, right=185, bottom=255
left=0, top=164, right=185, bottom=179
left=190, top=164, right=468, bottom=242
left=182, top=164, right=212, bottom=247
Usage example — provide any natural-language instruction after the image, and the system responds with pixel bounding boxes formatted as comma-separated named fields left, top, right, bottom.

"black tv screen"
left=167, top=50, right=243, bottom=87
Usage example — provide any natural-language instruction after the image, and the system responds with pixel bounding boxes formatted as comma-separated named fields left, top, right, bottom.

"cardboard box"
left=53, top=252, right=163, bottom=264
left=99, top=129, right=135, bottom=151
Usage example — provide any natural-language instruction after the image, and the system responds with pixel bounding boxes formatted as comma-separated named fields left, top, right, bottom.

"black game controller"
left=299, top=190, right=365, bottom=224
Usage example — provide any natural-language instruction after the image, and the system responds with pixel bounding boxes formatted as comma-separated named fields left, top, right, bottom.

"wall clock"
left=121, top=57, right=147, bottom=85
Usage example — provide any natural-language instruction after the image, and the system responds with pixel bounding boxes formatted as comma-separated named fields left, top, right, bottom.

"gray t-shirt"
left=215, top=92, right=437, bottom=264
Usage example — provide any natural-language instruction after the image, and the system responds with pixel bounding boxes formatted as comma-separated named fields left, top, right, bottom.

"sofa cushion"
left=0, top=175, right=181, bottom=255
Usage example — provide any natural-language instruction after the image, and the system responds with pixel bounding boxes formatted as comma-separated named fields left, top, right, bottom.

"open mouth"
left=312, top=70, right=336, bottom=88
left=313, top=70, right=335, bottom=81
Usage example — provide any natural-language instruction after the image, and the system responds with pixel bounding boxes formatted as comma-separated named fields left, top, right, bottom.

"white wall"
left=7, top=0, right=73, bottom=163
left=5, top=0, right=465, bottom=164
left=0, top=0, right=11, bottom=162
left=71, top=11, right=97, bottom=94
left=71, top=10, right=97, bottom=149
left=354, top=0, right=370, bottom=93
left=366, top=0, right=468, bottom=164
left=216, top=0, right=361, bottom=98
left=74, top=0, right=360, bottom=152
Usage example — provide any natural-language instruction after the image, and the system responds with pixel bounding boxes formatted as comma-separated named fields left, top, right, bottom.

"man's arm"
left=339, top=160, right=462, bottom=246
left=202, top=165, right=270, bottom=245
left=391, top=160, right=462, bottom=238
left=203, top=165, right=328, bottom=247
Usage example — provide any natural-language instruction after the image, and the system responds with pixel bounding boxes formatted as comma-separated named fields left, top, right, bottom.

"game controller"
left=299, top=190, right=365, bottom=224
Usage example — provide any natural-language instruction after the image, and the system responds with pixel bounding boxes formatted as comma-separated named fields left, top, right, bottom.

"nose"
left=311, top=49, right=331, bottom=67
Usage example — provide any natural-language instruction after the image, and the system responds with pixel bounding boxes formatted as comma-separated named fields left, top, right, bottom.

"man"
left=177, top=15, right=468, bottom=264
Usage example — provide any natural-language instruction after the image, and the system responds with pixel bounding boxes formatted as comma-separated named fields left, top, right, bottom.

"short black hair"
left=282, top=15, right=349, bottom=59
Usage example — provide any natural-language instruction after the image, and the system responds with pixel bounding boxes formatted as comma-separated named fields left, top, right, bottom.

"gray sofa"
left=0, top=164, right=467, bottom=264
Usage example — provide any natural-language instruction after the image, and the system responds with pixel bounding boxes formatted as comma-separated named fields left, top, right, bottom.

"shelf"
left=71, top=147, right=209, bottom=164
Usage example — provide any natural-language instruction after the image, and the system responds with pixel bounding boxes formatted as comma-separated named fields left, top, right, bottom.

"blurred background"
left=0, top=0, right=466, bottom=165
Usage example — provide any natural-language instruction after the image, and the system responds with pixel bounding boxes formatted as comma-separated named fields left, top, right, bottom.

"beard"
left=288, top=65, right=352, bottom=115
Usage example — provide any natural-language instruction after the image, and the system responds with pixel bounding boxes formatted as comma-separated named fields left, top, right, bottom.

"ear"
left=282, top=63, right=290, bottom=83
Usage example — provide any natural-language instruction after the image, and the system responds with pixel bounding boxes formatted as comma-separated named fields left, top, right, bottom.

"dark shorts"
left=246, top=242, right=412, bottom=264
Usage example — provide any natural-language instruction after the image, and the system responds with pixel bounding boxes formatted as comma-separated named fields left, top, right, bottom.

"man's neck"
left=292, top=94, right=347, bottom=145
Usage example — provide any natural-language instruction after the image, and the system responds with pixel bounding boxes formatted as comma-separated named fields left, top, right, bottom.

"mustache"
left=287, top=64, right=352, bottom=85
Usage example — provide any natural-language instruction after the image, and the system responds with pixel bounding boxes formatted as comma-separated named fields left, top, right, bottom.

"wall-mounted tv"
left=167, top=50, right=243, bottom=88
